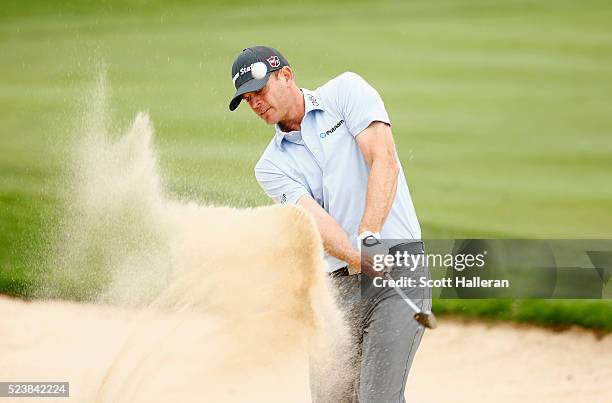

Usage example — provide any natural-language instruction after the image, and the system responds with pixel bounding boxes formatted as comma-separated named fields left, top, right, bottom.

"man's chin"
left=261, top=113, right=278, bottom=125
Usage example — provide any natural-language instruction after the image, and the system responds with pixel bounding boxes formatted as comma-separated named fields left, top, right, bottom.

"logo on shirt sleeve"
left=280, top=193, right=287, bottom=204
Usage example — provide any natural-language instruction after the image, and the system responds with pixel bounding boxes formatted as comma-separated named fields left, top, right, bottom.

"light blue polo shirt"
left=255, top=72, right=421, bottom=272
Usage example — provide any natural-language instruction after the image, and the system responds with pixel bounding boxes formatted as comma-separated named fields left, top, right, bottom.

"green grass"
left=1, top=0, right=612, bottom=330
left=433, top=300, right=612, bottom=333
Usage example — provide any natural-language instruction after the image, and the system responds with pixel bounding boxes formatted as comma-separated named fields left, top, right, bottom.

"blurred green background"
left=1, top=0, right=611, bottom=330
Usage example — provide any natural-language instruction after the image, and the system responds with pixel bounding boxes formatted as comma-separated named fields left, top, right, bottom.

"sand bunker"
left=407, top=319, right=612, bottom=403
left=2, top=297, right=611, bottom=402
left=0, top=295, right=313, bottom=402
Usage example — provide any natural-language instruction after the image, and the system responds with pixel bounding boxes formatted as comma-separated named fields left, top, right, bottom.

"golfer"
left=229, top=46, right=432, bottom=403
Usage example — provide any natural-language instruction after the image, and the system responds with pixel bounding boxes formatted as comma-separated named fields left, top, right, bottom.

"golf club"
left=383, top=272, right=437, bottom=329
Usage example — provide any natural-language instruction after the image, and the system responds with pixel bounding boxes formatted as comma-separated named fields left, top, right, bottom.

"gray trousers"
left=311, top=249, right=432, bottom=403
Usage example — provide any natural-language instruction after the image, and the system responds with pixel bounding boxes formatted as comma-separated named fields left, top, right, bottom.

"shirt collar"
left=274, top=88, right=324, bottom=149
left=302, top=88, right=324, bottom=114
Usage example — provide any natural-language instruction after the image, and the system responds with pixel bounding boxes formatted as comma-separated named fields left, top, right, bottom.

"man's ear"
left=279, top=66, right=293, bottom=85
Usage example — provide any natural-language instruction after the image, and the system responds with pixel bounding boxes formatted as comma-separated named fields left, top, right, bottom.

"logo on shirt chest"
left=319, top=119, right=345, bottom=139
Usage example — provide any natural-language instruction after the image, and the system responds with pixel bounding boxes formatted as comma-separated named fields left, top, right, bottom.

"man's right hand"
left=357, top=232, right=392, bottom=278
left=347, top=249, right=390, bottom=279
left=347, top=250, right=364, bottom=275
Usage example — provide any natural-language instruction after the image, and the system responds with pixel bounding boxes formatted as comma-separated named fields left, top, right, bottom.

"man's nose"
left=250, top=96, right=262, bottom=109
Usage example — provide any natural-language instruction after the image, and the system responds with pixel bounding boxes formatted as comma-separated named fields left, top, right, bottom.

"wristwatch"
left=358, top=230, right=381, bottom=247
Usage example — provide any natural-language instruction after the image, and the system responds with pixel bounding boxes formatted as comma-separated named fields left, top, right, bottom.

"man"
left=229, top=46, right=432, bottom=403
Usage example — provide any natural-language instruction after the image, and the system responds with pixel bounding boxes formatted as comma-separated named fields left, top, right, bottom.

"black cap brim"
left=229, top=72, right=272, bottom=111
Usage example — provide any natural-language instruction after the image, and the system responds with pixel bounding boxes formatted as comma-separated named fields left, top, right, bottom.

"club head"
left=414, top=311, right=438, bottom=329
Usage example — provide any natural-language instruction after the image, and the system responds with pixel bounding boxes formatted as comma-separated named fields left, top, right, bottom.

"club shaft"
left=383, top=272, right=422, bottom=313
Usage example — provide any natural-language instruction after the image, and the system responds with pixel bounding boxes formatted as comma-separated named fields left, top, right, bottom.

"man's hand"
left=346, top=249, right=363, bottom=275
left=353, top=232, right=392, bottom=278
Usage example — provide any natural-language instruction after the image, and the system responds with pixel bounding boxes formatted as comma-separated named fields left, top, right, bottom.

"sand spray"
left=43, top=71, right=354, bottom=402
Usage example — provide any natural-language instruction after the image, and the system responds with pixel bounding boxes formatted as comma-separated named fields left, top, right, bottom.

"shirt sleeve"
left=335, top=72, right=391, bottom=137
left=254, top=159, right=310, bottom=205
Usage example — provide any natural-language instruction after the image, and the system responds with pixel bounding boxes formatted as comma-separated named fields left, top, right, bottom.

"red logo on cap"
left=267, top=56, right=280, bottom=68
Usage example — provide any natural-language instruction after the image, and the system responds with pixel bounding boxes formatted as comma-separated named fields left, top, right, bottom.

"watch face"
left=362, top=236, right=381, bottom=247
left=359, top=231, right=381, bottom=240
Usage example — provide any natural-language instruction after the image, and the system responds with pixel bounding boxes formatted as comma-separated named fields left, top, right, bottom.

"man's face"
left=242, top=70, right=290, bottom=125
